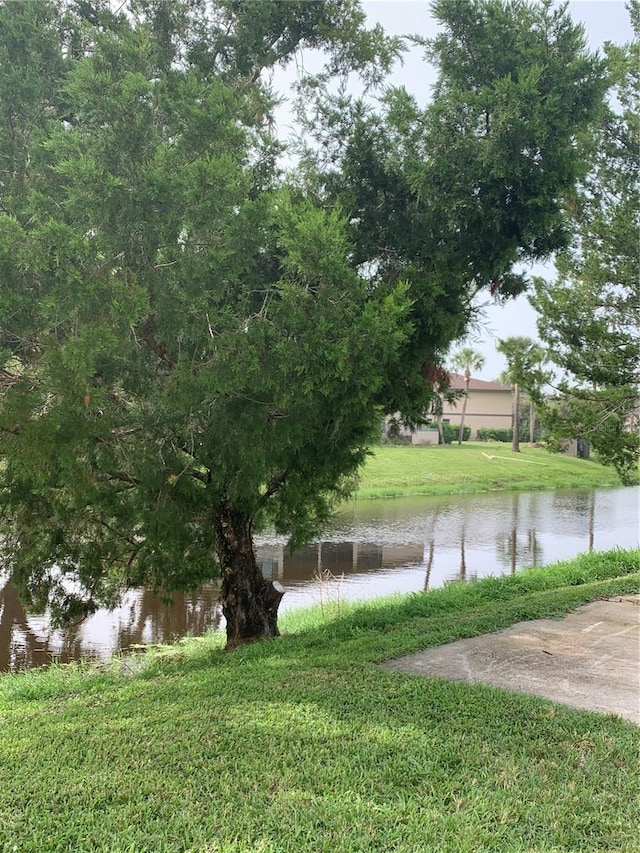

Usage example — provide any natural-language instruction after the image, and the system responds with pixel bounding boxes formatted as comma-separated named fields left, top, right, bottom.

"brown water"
left=1, top=487, right=637, bottom=671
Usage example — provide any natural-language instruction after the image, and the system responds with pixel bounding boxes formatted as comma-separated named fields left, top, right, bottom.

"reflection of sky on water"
left=319, top=488, right=636, bottom=547
left=1, top=487, right=638, bottom=670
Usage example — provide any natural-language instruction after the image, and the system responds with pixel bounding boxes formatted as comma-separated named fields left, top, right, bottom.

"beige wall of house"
left=443, top=388, right=513, bottom=439
left=383, top=375, right=513, bottom=443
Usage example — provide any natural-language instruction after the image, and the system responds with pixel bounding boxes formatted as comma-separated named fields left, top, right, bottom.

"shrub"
left=442, top=424, right=471, bottom=443
left=477, top=427, right=513, bottom=442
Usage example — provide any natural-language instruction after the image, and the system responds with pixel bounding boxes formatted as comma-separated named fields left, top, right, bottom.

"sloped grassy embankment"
left=354, top=443, right=633, bottom=498
left=1, top=548, right=638, bottom=853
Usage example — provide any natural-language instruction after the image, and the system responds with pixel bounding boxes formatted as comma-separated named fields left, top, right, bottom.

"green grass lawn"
left=355, top=443, right=630, bottom=498
left=2, top=549, right=639, bottom=853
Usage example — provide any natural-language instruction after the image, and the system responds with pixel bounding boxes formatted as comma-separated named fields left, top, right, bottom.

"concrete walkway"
left=383, top=595, right=640, bottom=724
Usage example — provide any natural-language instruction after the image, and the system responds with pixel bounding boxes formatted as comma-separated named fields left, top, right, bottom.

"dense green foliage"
left=441, top=423, right=471, bottom=444
left=531, top=3, right=640, bottom=484
left=298, top=0, right=607, bottom=419
left=1, top=550, right=638, bottom=852
left=0, top=0, right=608, bottom=641
left=0, top=0, right=407, bottom=635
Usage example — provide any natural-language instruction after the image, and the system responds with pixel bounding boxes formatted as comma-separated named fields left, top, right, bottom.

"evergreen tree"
left=297, top=0, right=607, bottom=421
left=531, top=2, right=639, bottom=484
left=0, top=0, right=407, bottom=643
left=0, top=0, right=607, bottom=644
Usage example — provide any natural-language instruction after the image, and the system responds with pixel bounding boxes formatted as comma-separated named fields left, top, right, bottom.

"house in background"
left=442, top=374, right=513, bottom=440
left=384, top=374, right=513, bottom=444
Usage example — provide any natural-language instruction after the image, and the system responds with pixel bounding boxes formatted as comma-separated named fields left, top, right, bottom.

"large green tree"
left=0, top=0, right=407, bottom=644
left=0, top=0, right=606, bottom=646
left=531, top=2, right=640, bottom=484
left=296, top=0, right=606, bottom=421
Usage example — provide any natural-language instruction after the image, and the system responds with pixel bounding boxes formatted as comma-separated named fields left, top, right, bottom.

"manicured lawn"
left=355, top=443, right=629, bottom=498
left=1, top=549, right=638, bottom=853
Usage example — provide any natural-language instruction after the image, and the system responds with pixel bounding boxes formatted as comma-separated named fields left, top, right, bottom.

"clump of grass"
left=311, top=565, right=346, bottom=619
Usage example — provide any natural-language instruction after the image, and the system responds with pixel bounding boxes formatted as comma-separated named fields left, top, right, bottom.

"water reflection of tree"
left=1, top=578, right=222, bottom=672
left=573, top=491, right=596, bottom=551
left=422, top=497, right=450, bottom=591
left=495, top=494, right=544, bottom=574
left=0, top=579, right=84, bottom=670
left=423, top=533, right=473, bottom=590
left=115, top=588, right=222, bottom=651
left=424, top=540, right=435, bottom=590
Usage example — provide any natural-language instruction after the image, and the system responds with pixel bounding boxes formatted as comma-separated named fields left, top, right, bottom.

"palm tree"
left=498, top=337, right=549, bottom=452
left=450, top=347, right=486, bottom=445
left=524, top=347, right=550, bottom=443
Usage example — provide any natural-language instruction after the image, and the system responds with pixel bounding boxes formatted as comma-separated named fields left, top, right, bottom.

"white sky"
left=359, top=0, right=634, bottom=380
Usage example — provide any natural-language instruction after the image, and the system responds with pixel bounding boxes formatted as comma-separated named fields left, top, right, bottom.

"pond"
left=1, top=486, right=637, bottom=671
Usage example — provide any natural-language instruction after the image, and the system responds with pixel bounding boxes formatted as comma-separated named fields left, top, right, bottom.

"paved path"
left=383, top=596, right=640, bottom=723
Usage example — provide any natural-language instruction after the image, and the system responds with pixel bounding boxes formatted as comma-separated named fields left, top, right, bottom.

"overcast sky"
left=355, top=1, right=634, bottom=380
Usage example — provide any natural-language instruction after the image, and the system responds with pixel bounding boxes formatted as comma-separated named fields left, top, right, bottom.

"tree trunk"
left=214, top=496, right=284, bottom=648
left=529, top=399, right=535, bottom=444
left=512, top=382, right=521, bottom=452
left=458, top=370, right=470, bottom=445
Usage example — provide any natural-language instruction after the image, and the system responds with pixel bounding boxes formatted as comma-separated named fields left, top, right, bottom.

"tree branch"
left=94, top=470, right=140, bottom=486
left=95, top=518, right=140, bottom=549
left=136, top=315, right=176, bottom=368
left=259, top=470, right=289, bottom=506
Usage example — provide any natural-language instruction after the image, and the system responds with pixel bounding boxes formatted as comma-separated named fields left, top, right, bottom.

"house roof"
left=448, top=373, right=511, bottom=392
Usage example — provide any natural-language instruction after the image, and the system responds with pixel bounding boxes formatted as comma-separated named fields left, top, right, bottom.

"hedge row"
left=383, top=425, right=511, bottom=444
left=476, top=428, right=513, bottom=442
left=441, top=424, right=471, bottom=443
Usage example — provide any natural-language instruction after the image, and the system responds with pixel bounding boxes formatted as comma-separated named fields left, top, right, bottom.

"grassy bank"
left=355, top=443, right=630, bottom=498
left=2, top=549, right=639, bottom=853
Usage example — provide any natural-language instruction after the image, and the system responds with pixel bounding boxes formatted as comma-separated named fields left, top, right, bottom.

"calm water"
left=1, top=487, right=638, bottom=671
